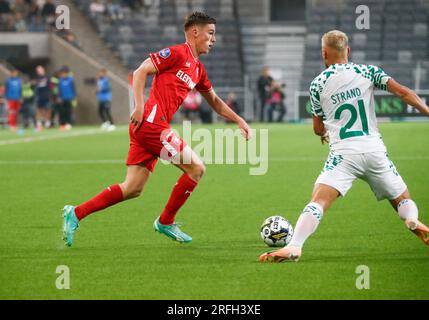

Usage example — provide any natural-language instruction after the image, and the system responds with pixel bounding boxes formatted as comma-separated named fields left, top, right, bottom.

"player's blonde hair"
left=321, top=30, right=349, bottom=54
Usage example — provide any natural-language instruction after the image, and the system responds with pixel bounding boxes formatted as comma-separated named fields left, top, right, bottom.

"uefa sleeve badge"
left=159, top=48, right=171, bottom=59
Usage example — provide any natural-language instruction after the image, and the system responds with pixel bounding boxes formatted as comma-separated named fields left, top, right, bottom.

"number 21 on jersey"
left=335, top=99, right=369, bottom=140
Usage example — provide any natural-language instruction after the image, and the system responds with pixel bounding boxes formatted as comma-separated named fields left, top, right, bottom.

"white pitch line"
left=0, top=160, right=124, bottom=165
left=0, top=128, right=125, bottom=146
left=268, top=155, right=429, bottom=161
left=0, top=155, right=428, bottom=165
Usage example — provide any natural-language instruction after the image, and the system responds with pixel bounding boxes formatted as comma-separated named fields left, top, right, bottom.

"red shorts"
left=126, top=122, right=186, bottom=172
left=7, top=100, right=21, bottom=111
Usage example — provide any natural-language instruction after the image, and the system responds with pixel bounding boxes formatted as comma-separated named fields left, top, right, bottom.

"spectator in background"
left=5, top=69, right=22, bottom=131
left=64, top=31, right=81, bottom=49
left=225, top=91, right=240, bottom=116
left=14, top=12, right=27, bottom=31
left=20, top=74, right=36, bottom=129
left=41, top=0, right=56, bottom=28
left=142, top=0, right=154, bottom=15
left=257, top=66, right=273, bottom=122
left=27, top=1, right=39, bottom=22
left=2, top=14, right=15, bottom=31
left=199, top=102, right=212, bottom=124
left=181, top=88, right=201, bottom=121
left=106, top=0, right=124, bottom=22
left=123, top=0, right=143, bottom=12
left=0, top=83, right=6, bottom=127
left=58, top=66, right=76, bottom=130
left=96, top=68, right=116, bottom=131
left=90, top=0, right=106, bottom=18
left=26, top=1, right=43, bottom=31
left=0, top=0, right=11, bottom=14
left=0, top=0, right=10, bottom=31
left=12, top=0, right=29, bottom=17
left=49, top=69, right=61, bottom=127
left=0, top=0, right=52, bottom=32
left=35, top=65, right=51, bottom=130
left=42, top=0, right=56, bottom=16
left=267, top=81, right=286, bottom=123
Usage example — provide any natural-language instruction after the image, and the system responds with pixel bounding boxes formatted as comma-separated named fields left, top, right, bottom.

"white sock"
left=397, top=199, right=418, bottom=223
left=288, top=202, right=324, bottom=248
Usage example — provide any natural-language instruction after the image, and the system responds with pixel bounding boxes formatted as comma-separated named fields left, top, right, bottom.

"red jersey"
left=146, top=42, right=213, bottom=127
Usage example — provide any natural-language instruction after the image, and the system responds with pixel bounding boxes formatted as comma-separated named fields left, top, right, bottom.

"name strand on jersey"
left=331, top=87, right=361, bottom=105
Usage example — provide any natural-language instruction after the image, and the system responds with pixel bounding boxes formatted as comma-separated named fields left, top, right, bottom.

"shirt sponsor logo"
left=176, top=70, right=196, bottom=89
left=159, top=48, right=171, bottom=59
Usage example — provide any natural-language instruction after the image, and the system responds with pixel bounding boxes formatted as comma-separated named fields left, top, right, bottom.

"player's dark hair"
left=184, top=11, right=216, bottom=31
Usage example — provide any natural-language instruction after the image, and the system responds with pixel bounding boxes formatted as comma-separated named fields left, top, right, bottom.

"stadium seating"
left=2, top=0, right=427, bottom=121
left=300, top=0, right=429, bottom=91
left=73, top=0, right=244, bottom=89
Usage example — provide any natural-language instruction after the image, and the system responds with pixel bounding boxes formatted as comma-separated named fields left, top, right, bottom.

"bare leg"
left=311, top=183, right=341, bottom=212
left=119, top=165, right=151, bottom=200
left=390, top=190, right=429, bottom=245
left=389, top=189, right=411, bottom=211
left=36, top=108, right=43, bottom=130
left=173, top=145, right=206, bottom=182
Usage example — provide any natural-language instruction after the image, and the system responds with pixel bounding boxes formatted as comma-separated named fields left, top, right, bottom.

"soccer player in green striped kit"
left=260, top=30, right=429, bottom=262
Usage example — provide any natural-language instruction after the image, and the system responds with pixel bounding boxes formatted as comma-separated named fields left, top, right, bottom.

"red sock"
left=75, top=184, right=124, bottom=221
left=159, top=174, right=198, bottom=225
left=8, top=110, right=17, bottom=127
left=8, top=101, right=20, bottom=127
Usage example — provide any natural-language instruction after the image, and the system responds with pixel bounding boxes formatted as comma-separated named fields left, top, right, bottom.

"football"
left=260, top=215, right=294, bottom=247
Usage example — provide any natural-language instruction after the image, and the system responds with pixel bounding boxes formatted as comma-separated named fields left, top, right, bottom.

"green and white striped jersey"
left=310, top=63, right=391, bottom=154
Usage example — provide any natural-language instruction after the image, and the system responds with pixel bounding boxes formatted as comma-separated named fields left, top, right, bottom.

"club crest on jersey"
left=159, top=48, right=171, bottom=59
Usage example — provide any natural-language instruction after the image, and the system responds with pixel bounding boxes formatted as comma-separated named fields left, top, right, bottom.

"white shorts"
left=315, top=151, right=407, bottom=201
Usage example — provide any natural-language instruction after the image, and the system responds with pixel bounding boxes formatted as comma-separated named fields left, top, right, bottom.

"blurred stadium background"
left=0, top=0, right=428, bottom=126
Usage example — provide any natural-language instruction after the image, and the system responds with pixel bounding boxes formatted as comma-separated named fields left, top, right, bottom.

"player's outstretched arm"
left=313, top=115, right=329, bottom=144
left=387, top=79, right=429, bottom=117
left=131, top=58, right=157, bottom=132
left=200, top=89, right=252, bottom=140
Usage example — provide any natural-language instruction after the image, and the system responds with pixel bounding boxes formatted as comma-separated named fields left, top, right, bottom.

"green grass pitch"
left=0, top=122, right=428, bottom=299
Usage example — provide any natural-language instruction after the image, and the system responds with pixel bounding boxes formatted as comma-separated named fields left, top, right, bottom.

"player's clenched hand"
left=321, top=132, right=329, bottom=145
left=238, top=119, right=252, bottom=140
left=130, top=106, right=144, bottom=133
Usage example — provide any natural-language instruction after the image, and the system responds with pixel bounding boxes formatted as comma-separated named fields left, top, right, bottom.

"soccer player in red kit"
left=62, top=12, right=252, bottom=247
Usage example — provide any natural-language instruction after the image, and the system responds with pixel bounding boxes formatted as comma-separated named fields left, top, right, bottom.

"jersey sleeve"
left=367, top=65, right=392, bottom=91
left=149, top=46, right=182, bottom=74
left=195, top=65, right=213, bottom=92
left=309, top=78, right=324, bottom=118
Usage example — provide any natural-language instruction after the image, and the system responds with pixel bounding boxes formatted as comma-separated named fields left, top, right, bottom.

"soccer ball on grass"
left=260, top=215, right=294, bottom=247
